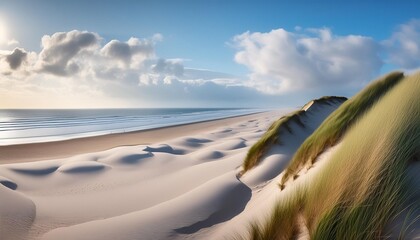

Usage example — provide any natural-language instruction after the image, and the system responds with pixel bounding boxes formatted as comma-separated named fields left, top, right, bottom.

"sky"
left=1, top=0, right=420, bottom=108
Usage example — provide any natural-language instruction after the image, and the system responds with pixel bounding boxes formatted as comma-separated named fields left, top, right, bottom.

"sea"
left=0, top=108, right=263, bottom=146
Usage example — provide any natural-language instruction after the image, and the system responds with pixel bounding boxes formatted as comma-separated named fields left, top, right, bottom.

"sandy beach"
left=3, top=91, right=417, bottom=240
left=3, top=2, right=420, bottom=239
left=0, top=102, right=341, bottom=240
left=0, top=111, right=273, bottom=164
left=0, top=109, right=294, bottom=240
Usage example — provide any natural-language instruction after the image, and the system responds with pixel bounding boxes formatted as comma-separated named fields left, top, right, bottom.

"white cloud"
left=152, top=58, right=184, bottom=76
left=0, top=47, right=37, bottom=76
left=101, top=37, right=155, bottom=67
left=1, top=30, right=260, bottom=108
left=7, top=39, right=19, bottom=46
left=3, top=20, right=420, bottom=108
left=233, top=28, right=382, bottom=93
left=101, top=40, right=132, bottom=64
left=37, top=30, right=100, bottom=76
left=138, top=73, right=160, bottom=85
left=6, top=48, right=28, bottom=70
left=110, top=76, right=286, bottom=108
left=383, top=19, right=420, bottom=69
left=2, top=47, right=27, bottom=70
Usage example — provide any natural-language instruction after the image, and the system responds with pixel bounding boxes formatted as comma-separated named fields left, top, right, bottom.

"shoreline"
left=0, top=111, right=275, bottom=164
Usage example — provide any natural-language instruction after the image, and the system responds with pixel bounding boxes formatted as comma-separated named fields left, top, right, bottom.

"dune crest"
left=239, top=72, right=419, bottom=239
left=3, top=72, right=417, bottom=240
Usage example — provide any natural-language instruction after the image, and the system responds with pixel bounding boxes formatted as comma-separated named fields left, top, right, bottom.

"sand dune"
left=0, top=98, right=345, bottom=240
left=0, top=111, right=284, bottom=239
left=0, top=112, right=269, bottom=164
left=237, top=72, right=419, bottom=239
left=0, top=101, right=345, bottom=240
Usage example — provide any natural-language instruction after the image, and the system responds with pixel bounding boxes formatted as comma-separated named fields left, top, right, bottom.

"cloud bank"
left=383, top=19, right=420, bottom=69
left=233, top=28, right=382, bottom=93
left=232, top=20, right=420, bottom=95
left=1, top=30, right=274, bottom=108
left=2, top=20, right=420, bottom=108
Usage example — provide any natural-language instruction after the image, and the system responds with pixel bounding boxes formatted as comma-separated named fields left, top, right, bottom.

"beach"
left=0, top=109, right=292, bottom=240
left=3, top=89, right=416, bottom=240
left=3, top=2, right=420, bottom=239
left=0, top=111, right=273, bottom=164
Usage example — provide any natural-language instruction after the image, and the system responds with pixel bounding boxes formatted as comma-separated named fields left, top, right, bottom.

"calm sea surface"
left=0, top=108, right=263, bottom=145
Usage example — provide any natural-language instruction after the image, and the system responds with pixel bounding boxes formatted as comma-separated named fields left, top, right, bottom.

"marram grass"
left=241, top=109, right=305, bottom=175
left=306, top=72, right=420, bottom=239
left=280, top=71, right=404, bottom=185
left=241, top=96, right=346, bottom=175
left=232, top=188, right=307, bottom=240
left=240, top=72, right=420, bottom=239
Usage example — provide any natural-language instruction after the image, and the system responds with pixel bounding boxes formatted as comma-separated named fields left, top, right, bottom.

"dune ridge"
left=2, top=72, right=418, bottom=240
left=0, top=97, right=347, bottom=240
left=1, top=111, right=294, bottom=240
left=240, top=72, right=419, bottom=239
left=241, top=96, right=347, bottom=175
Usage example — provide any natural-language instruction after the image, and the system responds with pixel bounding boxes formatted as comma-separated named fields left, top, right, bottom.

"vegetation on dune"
left=280, top=71, right=404, bottom=185
left=241, top=109, right=305, bottom=175
left=241, top=96, right=346, bottom=175
left=307, top=72, right=420, bottom=239
left=238, top=190, right=306, bottom=240
left=302, top=96, right=347, bottom=110
left=243, top=72, right=420, bottom=239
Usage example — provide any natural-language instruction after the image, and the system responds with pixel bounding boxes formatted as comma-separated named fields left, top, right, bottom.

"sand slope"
left=0, top=104, right=342, bottom=240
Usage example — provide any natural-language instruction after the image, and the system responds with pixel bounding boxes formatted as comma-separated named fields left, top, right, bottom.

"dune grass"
left=242, top=72, right=420, bottom=239
left=241, top=96, right=345, bottom=175
left=241, top=110, right=305, bottom=175
left=306, top=72, right=420, bottom=239
left=302, top=96, right=347, bottom=110
left=280, top=71, right=404, bottom=185
left=233, top=189, right=306, bottom=240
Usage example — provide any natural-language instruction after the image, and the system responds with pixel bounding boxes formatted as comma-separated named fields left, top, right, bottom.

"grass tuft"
left=241, top=72, right=420, bottom=240
left=241, top=96, right=346, bottom=175
left=241, top=110, right=306, bottom=175
left=240, top=189, right=307, bottom=240
left=306, top=72, right=420, bottom=239
left=280, top=71, right=404, bottom=185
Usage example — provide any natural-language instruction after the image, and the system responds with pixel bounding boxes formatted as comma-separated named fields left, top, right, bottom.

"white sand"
left=0, top=103, right=342, bottom=240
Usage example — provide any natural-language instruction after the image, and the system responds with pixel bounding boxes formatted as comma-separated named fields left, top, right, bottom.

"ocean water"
left=0, top=108, right=262, bottom=145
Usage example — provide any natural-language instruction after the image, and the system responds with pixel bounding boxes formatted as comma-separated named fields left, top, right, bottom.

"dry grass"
left=241, top=110, right=306, bottom=175
left=280, top=71, right=404, bottom=185
left=233, top=189, right=306, bottom=240
left=241, top=96, right=346, bottom=175
left=241, top=72, right=420, bottom=239
left=306, top=72, right=420, bottom=239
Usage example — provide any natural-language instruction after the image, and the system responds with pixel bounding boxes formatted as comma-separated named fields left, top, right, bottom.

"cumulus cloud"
left=102, top=40, right=131, bottom=63
left=4, top=21, right=420, bottom=108
left=233, top=28, right=382, bottom=93
left=383, top=19, right=420, bottom=69
left=5, top=48, right=27, bottom=69
left=101, top=37, right=155, bottom=66
left=0, top=29, right=289, bottom=108
left=37, top=30, right=100, bottom=76
left=152, top=58, right=184, bottom=76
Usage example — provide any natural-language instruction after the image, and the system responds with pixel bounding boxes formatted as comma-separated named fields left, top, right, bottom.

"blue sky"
left=1, top=0, right=420, bottom=108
